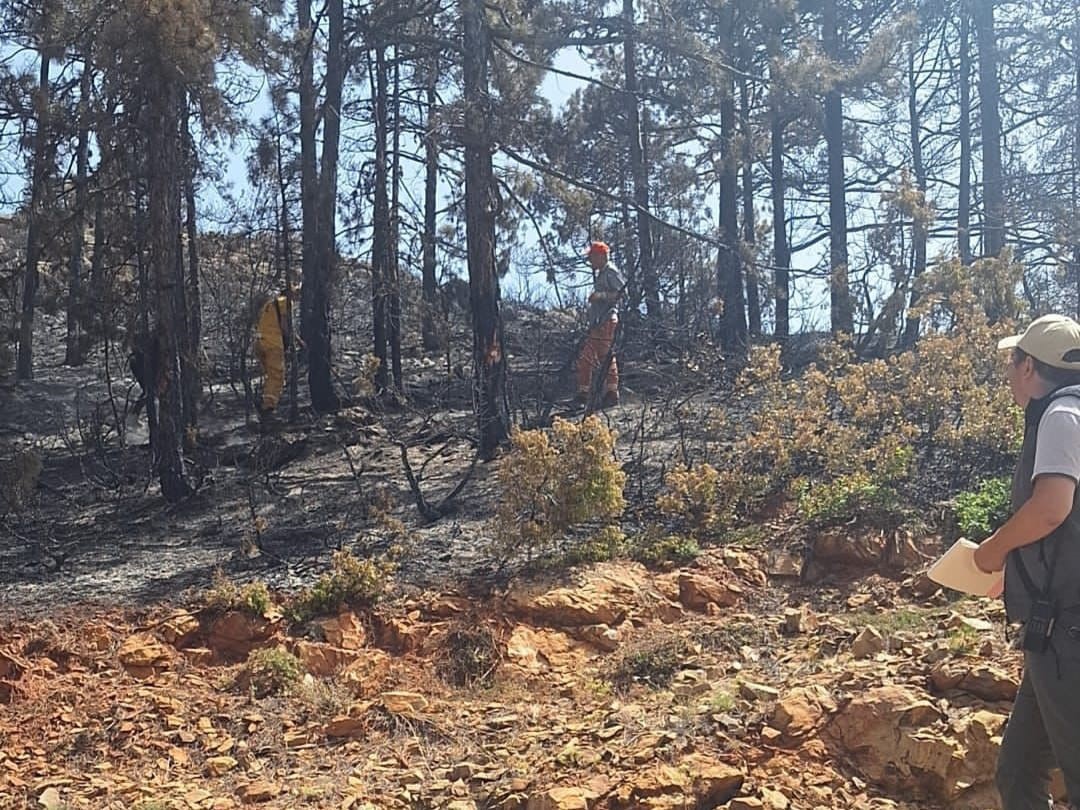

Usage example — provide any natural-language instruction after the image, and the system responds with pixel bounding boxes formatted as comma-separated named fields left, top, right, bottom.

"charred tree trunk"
left=461, top=0, right=510, bottom=458
left=823, top=0, right=853, bottom=334
left=298, top=0, right=318, bottom=350
left=89, top=187, right=104, bottom=325
left=17, top=45, right=52, bottom=380
left=975, top=0, right=1005, bottom=259
left=65, top=60, right=92, bottom=367
left=958, top=0, right=973, bottom=265
left=421, top=50, right=440, bottom=352
left=623, top=0, right=659, bottom=324
left=371, top=45, right=391, bottom=393
left=308, top=0, right=343, bottom=412
left=276, top=120, right=299, bottom=422
left=903, top=44, right=928, bottom=347
left=768, top=31, right=791, bottom=343
left=389, top=48, right=403, bottom=392
left=147, top=77, right=192, bottom=502
left=182, top=105, right=202, bottom=429
left=716, top=11, right=747, bottom=357
left=740, top=76, right=761, bottom=338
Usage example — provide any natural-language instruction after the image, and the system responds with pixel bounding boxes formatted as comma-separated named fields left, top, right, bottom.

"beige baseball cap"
left=998, top=314, right=1080, bottom=369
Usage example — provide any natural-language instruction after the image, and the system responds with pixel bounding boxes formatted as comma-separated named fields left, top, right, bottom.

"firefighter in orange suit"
left=254, top=283, right=300, bottom=417
left=576, top=242, right=624, bottom=407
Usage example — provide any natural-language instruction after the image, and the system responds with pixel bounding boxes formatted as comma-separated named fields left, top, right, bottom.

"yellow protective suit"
left=254, top=295, right=288, bottom=412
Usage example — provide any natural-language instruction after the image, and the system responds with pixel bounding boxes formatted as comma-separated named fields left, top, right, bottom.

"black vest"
left=1005, top=385, right=1080, bottom=622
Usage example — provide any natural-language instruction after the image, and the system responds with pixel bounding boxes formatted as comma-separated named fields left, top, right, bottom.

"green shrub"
left=204, top=572, right=273, bottom=616
left=494, top=416, right=626, bottom=562
left=795, top=473, right=905, bottom=528
left=947, top=626, right=980, bottom=657
left=242, top=647, right=303, bottom=697
left=286, top=549, right=393, bottom=623
left=656, top=464, right=723, bottom=536
left=632, top=534, right=700, bottom=567
left=701, top=258, right=1022, bottom=534
left=954, top=476, right=1011, bottom=539
left=561, top=526, right=629, bottom=567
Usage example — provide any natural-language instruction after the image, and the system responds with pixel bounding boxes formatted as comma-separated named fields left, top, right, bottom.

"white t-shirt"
left=1033, top=397, right=1080, bottom=482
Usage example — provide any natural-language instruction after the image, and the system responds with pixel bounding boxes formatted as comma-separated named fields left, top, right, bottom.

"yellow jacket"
left=255, top=295, right=290, bottom=347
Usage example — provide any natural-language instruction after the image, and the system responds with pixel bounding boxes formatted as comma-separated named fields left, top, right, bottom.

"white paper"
left=927, top=538, right=1003, bottom=597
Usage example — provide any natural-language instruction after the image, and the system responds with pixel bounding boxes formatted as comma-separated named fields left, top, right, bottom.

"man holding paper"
left=973, top=314, right=1080, bottom=810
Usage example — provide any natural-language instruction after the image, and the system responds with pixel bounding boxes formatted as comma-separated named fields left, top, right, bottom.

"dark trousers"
left=997, top=645, right=1080, bottom=809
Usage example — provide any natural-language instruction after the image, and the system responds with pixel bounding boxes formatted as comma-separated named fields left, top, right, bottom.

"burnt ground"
left=0, top=303, right=721, bottom=615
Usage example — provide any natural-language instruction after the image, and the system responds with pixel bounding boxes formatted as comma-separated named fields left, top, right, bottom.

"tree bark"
left=768, top=29, right=791, bottom=343
left=17, top=45, right=52, bottom=380
left=903, top=44, right=928, bottom=347
left=389, top=48, right=403, bottom=392
left=974, top=0, right=1005, bottom=259
left=308, top=0, right=343, bottom=412
left=421, top=49, right=440, bottom=352
left=89, top=186, right=104, bottom=325
left=298, top=0, right=318, bottom=348
left=623, top=0, right=659, bottom=324
left=958, top=0, right=973, bottom=265
left=740, top=76, right=760, bottom=338
left=716, top=6, right=747, bottom=356
left=462, top=0, right=510, bottom=458
left=147, top=76, right=191, bottom=502
left=275, top=118, right=299, bottom=422
left=182, top=104, right=202, bottom=429
left=65, top=59, right=92, bottom=367
left=823, top=0, right=853, bottom=334
left=371, top=45, right=391, bottom=392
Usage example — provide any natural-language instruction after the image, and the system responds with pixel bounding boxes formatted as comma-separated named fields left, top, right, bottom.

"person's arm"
left=974, top=474, right=1076, bottom=573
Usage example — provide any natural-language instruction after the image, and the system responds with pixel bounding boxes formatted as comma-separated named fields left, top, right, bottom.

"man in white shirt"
left=976, top=314, right=1080, bottom=810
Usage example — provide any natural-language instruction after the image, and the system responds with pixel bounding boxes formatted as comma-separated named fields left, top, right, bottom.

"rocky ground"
left=0, top=307, right=1053, bottom=810
left=0, top=549, right=1056, bottom=810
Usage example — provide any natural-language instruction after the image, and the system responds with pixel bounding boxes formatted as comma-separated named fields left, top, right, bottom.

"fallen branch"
left=397, top=440, right=480, bottom=523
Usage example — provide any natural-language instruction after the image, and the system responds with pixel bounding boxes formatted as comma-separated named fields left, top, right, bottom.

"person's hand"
left=974, top=536, right=1008, bottom=575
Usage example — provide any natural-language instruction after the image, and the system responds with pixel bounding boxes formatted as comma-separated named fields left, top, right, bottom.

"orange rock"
left=372, top=614, right=429, bottom=653
left=118, top=634, right=173, bottom=672
left=208, top=612, right=276, bottom=660
left=525, top=786, right=596, bottom=810
left=506, top=564, right=648, bottom=628
left=826, top=684, right=1001, bottom=803
left=182, top=647, right=215, bottom=666
left=770, top=685, right=837, bottom=739
left=380, top=690, right=429, bottom=715
left=677, top=572, right=741, bottom=611
left=290, top=640, right=364, bottom=677
left=313, top=612, right=367, bottom=649
left=160, top=611, right=201, bottom=648
left=205, top=755, right=238, bottom=776
left=340, top=649, right=393, bottom=697
left=237, top=780, right=280, bottom=803
left=0, top=650, right=25, bottom=680
left=426, top=595, right=472, bottom=618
